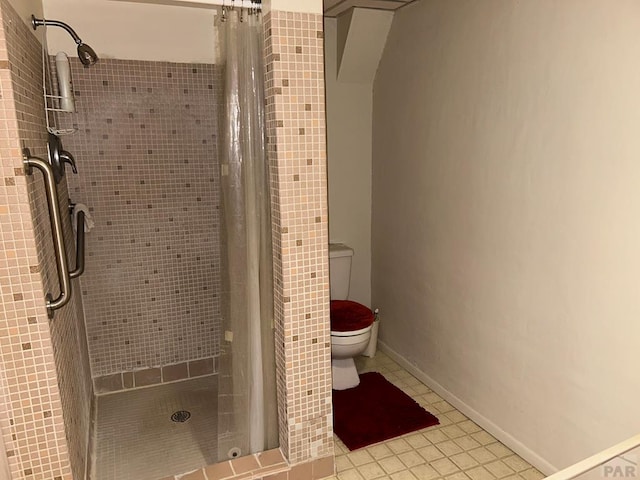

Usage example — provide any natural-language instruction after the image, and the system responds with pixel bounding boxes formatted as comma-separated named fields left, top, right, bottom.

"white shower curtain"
left=217, top=9, right=278, bottom=458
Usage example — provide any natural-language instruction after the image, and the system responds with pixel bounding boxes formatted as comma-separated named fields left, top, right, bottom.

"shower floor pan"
left=94, top=375, right=218, bottom=480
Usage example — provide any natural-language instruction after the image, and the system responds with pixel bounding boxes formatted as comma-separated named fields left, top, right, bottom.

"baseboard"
left=377, top=340, right=557, bottom=476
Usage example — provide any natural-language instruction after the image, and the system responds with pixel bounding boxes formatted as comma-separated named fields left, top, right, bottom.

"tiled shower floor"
left=327, top=352, right=546, bottom=480
left=94, top=375, right=218, bottom=480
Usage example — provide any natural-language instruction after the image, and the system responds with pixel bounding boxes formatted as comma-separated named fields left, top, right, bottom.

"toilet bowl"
left=329, top=244, right=375, bottom=390
left=331, top=325, right=373, bottom=359
left=331, top=324, right=373, bottom=390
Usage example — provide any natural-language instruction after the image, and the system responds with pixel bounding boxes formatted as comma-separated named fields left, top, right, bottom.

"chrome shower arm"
left=31, top=14, right=99, bottom=67
left=31, top=15, right=82, bottom=45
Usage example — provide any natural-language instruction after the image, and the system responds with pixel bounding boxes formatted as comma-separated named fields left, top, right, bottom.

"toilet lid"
left=330, top=300, right=375, bottom=332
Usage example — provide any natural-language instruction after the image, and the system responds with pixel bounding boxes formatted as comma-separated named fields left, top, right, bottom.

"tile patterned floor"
left=95, top=375, right=218, bottom=480
left=327, top=352, right=546, bottom=480
left=92, top=353, right=547, bottom=480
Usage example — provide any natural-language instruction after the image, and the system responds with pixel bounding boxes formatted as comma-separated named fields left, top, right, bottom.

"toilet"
left=329, top=243, right=375, bottom=390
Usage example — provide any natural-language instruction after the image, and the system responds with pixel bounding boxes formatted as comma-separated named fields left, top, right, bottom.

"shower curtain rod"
left=181, top=0, right=261, bottom=6
left=108, top=0, right=260, bottom=8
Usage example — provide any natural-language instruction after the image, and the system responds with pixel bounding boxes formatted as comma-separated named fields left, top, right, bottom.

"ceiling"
left=324, top=0, right=414, bottom=17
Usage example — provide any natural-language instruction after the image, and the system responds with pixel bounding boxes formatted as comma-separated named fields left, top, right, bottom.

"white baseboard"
left=377, top=340, right=557, bottom=476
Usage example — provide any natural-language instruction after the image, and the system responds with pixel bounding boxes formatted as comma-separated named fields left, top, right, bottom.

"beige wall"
left=7, top=0, right=43, bottom=26
left=43, top=0, right=219, bottom=63
left=325, top=17, right=372, bottom=306
left=335, top=8, right=392, bottom=84
left=266, top=0, right=322, bottom=13
left=373, top=0, right=640, bottom=472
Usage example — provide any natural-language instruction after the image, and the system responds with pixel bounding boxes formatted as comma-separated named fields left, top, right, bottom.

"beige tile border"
left=94, top=357, right=219, bottom=394
left=164, top=449, right=333, bottom=480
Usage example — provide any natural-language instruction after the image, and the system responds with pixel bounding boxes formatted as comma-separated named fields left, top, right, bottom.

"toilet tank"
left=329, top=243, right=354, bottom=300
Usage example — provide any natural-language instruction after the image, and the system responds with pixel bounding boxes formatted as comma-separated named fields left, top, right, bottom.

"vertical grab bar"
left=22, top=149, right=72, bottom=319
left=69, top=210, right=85, bottom=279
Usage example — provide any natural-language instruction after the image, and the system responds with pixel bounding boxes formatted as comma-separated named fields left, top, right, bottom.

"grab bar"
left=22, top=148, right=71, bottom=319
left=69, top=209, right=85, bottom=279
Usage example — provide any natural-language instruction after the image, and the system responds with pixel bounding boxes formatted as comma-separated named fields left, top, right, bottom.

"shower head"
left=77, top=43, right=98, bottom=68
left=31, top=15, right=99, bottom=68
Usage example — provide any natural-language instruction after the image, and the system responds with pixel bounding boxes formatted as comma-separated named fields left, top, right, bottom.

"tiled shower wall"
left=264, top=10, right=334, bottom=467
left=0, top=0, right=92, bottom=478
left=58, top=59, right=225, bottom=380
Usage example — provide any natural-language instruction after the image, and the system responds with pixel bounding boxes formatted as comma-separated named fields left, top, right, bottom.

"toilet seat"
left=330, top=300, right=374, bottom=332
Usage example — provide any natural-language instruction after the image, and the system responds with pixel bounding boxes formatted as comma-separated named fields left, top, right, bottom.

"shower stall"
left=55, top=52, right=233, bottom=477
left=13, top=1, right=277, bottom=479
left=0, top=0, right=333, bottom=478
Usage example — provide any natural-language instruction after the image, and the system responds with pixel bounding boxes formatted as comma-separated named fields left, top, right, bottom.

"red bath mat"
left=333, top=372, right=439, bottom=450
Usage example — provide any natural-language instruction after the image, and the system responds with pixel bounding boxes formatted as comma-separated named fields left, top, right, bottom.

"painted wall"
left=335, top=8, right=392, bottom=84
left=6, top=0, right=43, bottom=27
left=43, top=0, right=219, bottom=63
left=373, top=0, right=640, bottom=471
left=266, top=0, right=322, bottom=13
left=325, top=17, right=372, bottom=306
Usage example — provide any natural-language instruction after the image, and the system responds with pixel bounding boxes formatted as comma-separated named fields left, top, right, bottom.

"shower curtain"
left=217, top=8, right=279, bottom=458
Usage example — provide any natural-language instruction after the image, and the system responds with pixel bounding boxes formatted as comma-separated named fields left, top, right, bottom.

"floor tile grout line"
left=329, top=353, right=544, bottom=480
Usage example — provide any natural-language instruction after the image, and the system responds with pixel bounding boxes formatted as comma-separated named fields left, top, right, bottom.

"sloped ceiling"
left=336, top=7, right=393, bottom=83
left=324, top=0, right=413, bottom=17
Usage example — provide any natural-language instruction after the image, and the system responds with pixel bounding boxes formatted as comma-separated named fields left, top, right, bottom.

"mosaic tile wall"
left=0, top=0, right=92, bottom=478
left=57, top=59, right=225, bottom=379
left=263, top=10, right=334, bottom=465
left=0, top=3, right=333, bottom=478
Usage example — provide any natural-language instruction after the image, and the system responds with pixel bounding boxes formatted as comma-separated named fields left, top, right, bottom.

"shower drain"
left=170, top=410, right=191, bottom=423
